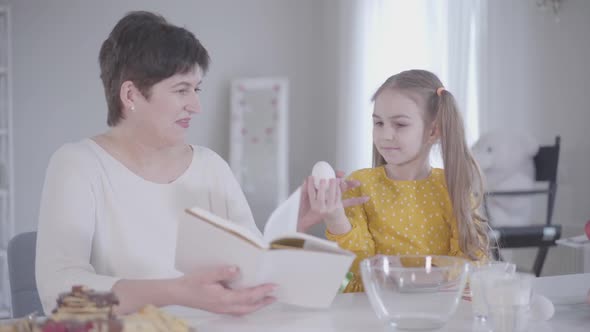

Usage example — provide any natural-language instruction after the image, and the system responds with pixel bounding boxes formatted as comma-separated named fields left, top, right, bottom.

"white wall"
left=7, top=0, right=337, bottom=233
left=486, top=0, right=590, bottom=275
left=5, top=0, right=590, bottom=250
left=486, top=0, right=590, bottom=228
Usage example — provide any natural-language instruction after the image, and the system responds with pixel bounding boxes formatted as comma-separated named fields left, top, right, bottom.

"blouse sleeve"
left=36, top=145, right=120, bottom=314
left=326, top=173, right=375, bottom=292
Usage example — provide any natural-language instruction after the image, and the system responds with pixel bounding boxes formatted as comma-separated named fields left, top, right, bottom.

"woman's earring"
left=130, top=106, right=136, bottom=112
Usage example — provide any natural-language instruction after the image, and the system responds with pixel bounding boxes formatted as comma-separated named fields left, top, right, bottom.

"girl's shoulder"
left=428, top=168, right=449, bottom=190
left=430, top=168, right=445, bottom=181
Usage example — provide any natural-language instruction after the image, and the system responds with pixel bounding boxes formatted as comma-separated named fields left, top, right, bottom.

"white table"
left=166, top=273, right=590, bottom=332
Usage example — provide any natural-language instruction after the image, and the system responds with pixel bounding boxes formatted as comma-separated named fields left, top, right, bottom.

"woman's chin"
left=167, top=131, right=188, bottom=145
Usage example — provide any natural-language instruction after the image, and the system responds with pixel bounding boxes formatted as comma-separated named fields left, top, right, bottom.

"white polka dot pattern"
left=326, top=167, right=466, bottom=292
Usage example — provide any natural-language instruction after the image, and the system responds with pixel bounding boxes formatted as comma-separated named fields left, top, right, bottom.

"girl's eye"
left=177, top=89, right=189, bottom=95
left=195, top=88, right=202, bottom=93
left=396, top=123, right=408, bottom=128
left=374, top=121, right=384, bottom=127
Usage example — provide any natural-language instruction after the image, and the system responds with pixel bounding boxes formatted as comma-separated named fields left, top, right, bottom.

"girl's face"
left=127, top=67, right=203, bottom=147
left=372, top=89, right=433, bottom=166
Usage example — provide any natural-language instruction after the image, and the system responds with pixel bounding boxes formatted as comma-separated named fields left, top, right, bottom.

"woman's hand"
left=112, top=266, right=276, bottom=316
left=175, top=266, right=276, bottom=316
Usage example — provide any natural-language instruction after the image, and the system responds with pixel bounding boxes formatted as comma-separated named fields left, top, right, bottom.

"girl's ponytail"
left=436, top=89, right=489, bottom=259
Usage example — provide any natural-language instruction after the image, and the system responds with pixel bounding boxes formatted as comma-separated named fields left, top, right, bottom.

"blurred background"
left=0, top=1, right=589, bottom=314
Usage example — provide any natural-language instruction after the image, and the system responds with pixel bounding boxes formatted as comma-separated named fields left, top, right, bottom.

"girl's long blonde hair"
left=372, top=70, right=489, bottom=260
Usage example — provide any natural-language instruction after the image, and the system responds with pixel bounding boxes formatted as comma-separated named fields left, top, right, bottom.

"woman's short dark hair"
left=99, top=11, right=210, bottom=126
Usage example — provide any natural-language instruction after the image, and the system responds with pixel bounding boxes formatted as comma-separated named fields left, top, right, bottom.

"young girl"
left=309, top=69, right=489, bottom=292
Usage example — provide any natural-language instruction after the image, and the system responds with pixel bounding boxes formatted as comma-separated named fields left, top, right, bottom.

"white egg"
left=311, top=161, right=336, bottom=190
left=530, top=294, right=554, bottom=321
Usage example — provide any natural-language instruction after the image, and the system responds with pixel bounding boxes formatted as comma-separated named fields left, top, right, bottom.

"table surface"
left=1, top=274, right=588, bottom=331
left=165, top=273, right=590, bottom=332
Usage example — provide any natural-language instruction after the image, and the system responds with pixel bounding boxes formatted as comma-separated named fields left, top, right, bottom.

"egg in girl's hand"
left=311, top=161, right=336, bottom=190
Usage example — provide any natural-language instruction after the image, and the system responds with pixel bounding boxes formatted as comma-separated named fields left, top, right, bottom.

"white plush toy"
left=471, top=131, right=538, bottom=227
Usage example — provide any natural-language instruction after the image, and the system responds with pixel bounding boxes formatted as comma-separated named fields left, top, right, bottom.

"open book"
left=174, top=206, right=355, bottom=308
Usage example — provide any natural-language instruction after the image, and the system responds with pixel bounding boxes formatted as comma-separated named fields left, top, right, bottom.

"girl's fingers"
left=329, top=179, right=338, bottom=206
left=301, top=178, right=308, bottom=196
left=317, top=179, right=326, bottom=211
left=335, top=179, right=343, bottom=206
left=307, top=176, right=317, bottom=202
left=341, top=179, right=360, bottom=192
left=342, top=196, right=369, bottom=208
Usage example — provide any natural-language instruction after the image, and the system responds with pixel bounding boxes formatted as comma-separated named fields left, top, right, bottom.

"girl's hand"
left=297, top=171, right=368, bottom=233
left=311, top=177, right=345, bottom=221
left=175, top=266, right=276, bottom=316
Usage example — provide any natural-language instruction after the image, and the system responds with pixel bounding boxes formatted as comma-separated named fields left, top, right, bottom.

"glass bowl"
left=360, top=255, right=469, bottom=330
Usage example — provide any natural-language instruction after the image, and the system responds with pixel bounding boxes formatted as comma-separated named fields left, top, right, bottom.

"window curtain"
left=332, top=0, right=488, bottom=172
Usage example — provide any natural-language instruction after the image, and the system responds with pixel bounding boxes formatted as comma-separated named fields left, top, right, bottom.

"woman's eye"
left=374, top=121, right=384, bottom=127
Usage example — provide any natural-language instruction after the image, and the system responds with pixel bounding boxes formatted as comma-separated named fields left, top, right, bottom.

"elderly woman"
left=36, top=11, right=278, bottom=316
left=35, top=10, right=366, bottom=317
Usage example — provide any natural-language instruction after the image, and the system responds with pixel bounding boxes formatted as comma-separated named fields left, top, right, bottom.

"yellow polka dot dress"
left=326, top=167, right=466, bottom=293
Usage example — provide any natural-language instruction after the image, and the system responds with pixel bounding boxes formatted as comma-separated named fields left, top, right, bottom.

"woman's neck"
left=94, top=126, right=190, bottom=182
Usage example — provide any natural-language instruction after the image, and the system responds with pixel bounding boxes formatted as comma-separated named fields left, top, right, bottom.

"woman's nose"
left=185, top=95, right=201, bottom=114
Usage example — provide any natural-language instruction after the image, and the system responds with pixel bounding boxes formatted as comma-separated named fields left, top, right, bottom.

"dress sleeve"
left=326, top=173, right=375, bottom=292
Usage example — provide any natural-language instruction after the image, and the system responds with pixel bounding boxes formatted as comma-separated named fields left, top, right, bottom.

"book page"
left=263, top=188, right=301, bottom=242
left=270, top=231, right=346, bottom=255
left=185, top=206, right=268, bottom=249
left=258, top=250, right=355, bottom=308
left=176, top=205, right=356, bottom=307
left=175, top=212, right=269, bottom=288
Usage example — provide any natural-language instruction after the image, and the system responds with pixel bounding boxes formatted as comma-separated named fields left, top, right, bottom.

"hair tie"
left=436, top=87, right=445, bottom=97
